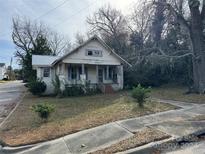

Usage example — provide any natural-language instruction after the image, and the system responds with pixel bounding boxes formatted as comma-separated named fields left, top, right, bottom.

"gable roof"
left=32, top=55, right=60, bottom=67
left=0, top=63, right=5, bottom=67
left=52, top=35, right=132, bottom=67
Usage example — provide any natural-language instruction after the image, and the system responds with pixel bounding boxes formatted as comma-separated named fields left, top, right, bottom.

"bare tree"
left=12, top=17, right=44, bottom=61
left=87, top=5, right=129, bottom=54
left=12, top=17, right=70, bottom=81
left=13, top=17, right=70, bottom=58
left=130, top=1, right=154, bottom=48
left=49, top=32, right=71, bottom=55
left=74, top=32, right=85, bottom=46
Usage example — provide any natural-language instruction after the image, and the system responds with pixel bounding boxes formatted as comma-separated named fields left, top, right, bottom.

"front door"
left=98, top=68, right=103, bottom=83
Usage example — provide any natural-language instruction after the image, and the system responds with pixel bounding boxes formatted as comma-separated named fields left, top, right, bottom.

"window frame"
left=86, top=49, right=102, bottom=57
left=43, top=67, right=50, bottom=78
left=71, top=67, right=77, bottom=80
left=87, top=50, right=93, bottom=56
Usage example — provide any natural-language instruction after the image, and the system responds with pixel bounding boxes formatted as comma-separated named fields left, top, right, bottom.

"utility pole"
left=9, top=57, right=13, bottom=80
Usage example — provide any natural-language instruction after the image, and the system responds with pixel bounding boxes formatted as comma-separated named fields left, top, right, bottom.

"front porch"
left=56, top=63, right=124, bottom=91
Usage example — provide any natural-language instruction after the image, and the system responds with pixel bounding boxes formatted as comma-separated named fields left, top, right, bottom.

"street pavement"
left=0, top=81, right=25, bottom=124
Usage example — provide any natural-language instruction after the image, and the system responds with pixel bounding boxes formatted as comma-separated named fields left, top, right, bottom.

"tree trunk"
left=152, top=0, right=166, bottom=47
left=189, top=3, right=205, bottom=93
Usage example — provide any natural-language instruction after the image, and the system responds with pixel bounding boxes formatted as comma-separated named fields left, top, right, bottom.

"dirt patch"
left=89, top=128, right=170, bottom=154
left=189, top=115, right=205, bottom=121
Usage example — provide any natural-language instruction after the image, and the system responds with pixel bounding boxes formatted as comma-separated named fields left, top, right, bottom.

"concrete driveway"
left=0, top=81, right=25, bottom=125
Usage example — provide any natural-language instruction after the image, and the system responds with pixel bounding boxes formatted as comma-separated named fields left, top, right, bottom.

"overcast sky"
left=0, top=0, right=136, bottom=68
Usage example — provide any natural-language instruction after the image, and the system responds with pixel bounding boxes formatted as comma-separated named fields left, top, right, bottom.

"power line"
left=0, top=0, right=71, bottom=37
left=34, top=0, right=70, bottom=21
left=53, top=0, right=98, bottom=27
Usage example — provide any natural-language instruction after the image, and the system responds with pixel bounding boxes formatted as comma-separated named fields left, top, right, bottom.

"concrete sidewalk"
left=1, top=100, right=205, bottom=154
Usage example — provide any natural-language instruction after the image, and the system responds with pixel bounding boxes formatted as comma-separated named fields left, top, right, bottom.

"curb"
left=1, top=144, right=37, bottom=153
left=118, top=128, right=205, bottom=154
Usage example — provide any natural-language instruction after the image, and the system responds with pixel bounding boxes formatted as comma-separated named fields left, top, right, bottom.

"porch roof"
left=32, top=55, right=60, bottom=67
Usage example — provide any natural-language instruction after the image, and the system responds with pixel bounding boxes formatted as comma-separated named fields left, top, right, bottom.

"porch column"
left=81, top=64, right=86, bottom=85
left=117, top=65, right=123, bottom=89
left=63, top=63, right=66, bottom=76
left=82, top=64, right=85, bottom=75
left=106, top=66, right=109, bottom=80
left=96, top=65, right=99, bottom=83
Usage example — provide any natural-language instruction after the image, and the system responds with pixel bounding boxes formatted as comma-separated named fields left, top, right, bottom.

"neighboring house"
left=32, top=36, right=131, bottom=94
left=0, top=63, right=7, bottom=80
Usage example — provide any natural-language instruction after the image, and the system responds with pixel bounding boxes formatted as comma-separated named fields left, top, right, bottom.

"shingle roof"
left=32, top=55, right=60, bottom=66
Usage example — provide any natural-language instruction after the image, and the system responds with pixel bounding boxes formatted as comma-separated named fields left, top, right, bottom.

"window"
left=104, top=67, right=107, bottom=80
left=87, top=50, right=93, bottom=56
left=78, top=66, right=82, bottom=80
left=86, top=49, right=102, bottom=57
left=68, top=66, right=88, bottom=80
left=94, top=50, right=100, bottom=55
left=109, top=67, right=113, bottom=79
left=43, top=67, right=50, bottom=77
left=104, top=66, right=117, bottom=82
left=71, top=67, right=77, bottom=79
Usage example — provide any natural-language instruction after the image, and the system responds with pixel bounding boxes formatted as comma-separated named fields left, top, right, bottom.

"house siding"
left=33, top=37, right=127, bottom=94
left=0, top=66, right=6, bottom=80
left=62, top=40, right=121, bottom=66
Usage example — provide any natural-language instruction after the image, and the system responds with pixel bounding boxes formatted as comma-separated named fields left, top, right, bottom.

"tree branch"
left=153, top=1, right=191, bottom=30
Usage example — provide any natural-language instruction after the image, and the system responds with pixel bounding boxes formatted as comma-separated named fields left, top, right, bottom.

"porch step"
left=104, top=84, right=114, bottom=94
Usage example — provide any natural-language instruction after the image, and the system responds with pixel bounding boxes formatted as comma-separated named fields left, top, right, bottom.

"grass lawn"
left=151, top=84, right=205, bottom=104
left=0, top=80, right=9, bottom=84
left=0, top=92, right=176, bottom=146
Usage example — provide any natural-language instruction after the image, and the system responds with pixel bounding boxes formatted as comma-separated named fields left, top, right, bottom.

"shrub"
left=124, top=56, right=192, bottom=88
left=28, top=79, right=46, bottom=96
left=132, top=84, right=151, bottom=107
left=83, top=81, right=101, bottom=95
left=62, top=83, right=101, bottom=97
left=2, top=78, right=8, bottom=81
left=31, top=103, right=55, bottom=121
left=52, top=75, right=61, bottom=96
left=62, top=84, right=84, bottom=97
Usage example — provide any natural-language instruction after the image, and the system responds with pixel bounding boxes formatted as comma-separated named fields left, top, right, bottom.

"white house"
left=0, top=63, right=7, bottom=80
left=32, top=36, right=131, bottom=94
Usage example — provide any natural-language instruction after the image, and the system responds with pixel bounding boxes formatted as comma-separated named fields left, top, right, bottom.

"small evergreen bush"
left=132, top=84, right=151, bottom=107
left=28, top=79, right=46, bottom=96
left=31, top=103, right=55, bottom=121
left=52, top=75, right=61, bottom=96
